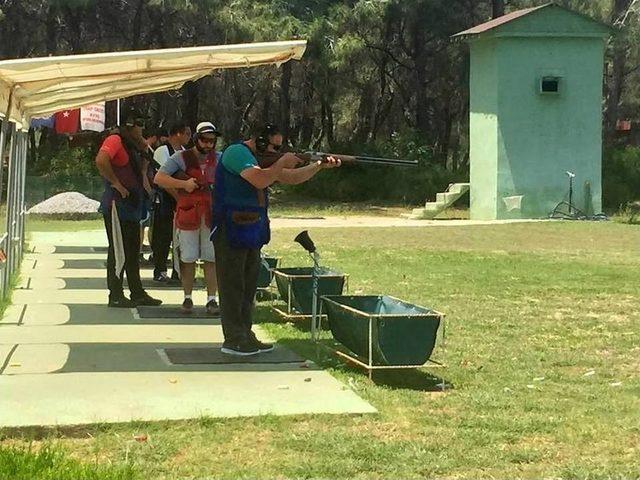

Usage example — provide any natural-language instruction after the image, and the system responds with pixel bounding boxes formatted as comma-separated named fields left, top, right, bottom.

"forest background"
left=1, top=0, right=639, bottom=209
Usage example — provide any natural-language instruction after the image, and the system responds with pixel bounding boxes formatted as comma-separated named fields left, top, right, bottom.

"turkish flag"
left=54, top=109, right=80, bottom=134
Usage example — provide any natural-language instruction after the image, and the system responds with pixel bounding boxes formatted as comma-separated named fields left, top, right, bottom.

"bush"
left=603, top=146, right=640, bottom=211
left=48, top=144, right=96, bottom=178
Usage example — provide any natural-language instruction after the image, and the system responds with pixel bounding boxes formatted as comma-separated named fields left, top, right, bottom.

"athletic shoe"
left=249, top=331, right=275, bottom=353
left=206, top=299, right=220, bottom=316
left=131, top=293, right=162, bottom=306
left=153, top=272, right=169, bottom=283
left=182, top=297, right=194, bottom=313
left=221, top=339, right=259, bottom=356
left=108, top=296, right=136, bottom=308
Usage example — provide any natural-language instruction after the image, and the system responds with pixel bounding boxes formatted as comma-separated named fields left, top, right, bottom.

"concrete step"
left=407, top=181, right=470, bottom=220
left=449, top=182, right=470, bottom=194
left=436, top=191, right=462, bottom=204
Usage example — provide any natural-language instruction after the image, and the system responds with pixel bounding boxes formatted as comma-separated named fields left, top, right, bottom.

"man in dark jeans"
left=95, top=108, right=162, bottom=308
left=151, top=122, right=191, bottom=282
left=212, top=124, right=340, bottom=355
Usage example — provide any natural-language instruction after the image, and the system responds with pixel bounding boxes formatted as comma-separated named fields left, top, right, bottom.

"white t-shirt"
left=153, top=143, right=184, bottom=168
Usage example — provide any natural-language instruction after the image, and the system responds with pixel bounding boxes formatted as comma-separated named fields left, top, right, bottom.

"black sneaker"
left=182, top=297, right=194, bottom=313
left=153, top=272, right=169, bottom=283
left=131, top=293, right=162, bottom=307
left=108, top=296, right=136, bottom=308
left=206, top=299, right=220, bottom=316
left=221, top=338, right=259, bottom=356
left=249, top=331, right=275, bottom=353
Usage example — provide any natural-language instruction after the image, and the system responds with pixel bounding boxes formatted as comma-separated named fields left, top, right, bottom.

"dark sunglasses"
left=198, top=136, right=217, bottom=145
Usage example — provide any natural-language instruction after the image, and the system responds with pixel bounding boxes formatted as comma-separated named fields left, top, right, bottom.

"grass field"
left=2, top=220, right=639, bottom=479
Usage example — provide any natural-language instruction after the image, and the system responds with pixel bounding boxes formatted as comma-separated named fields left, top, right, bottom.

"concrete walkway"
left=0, top=232, right=375, bottom=428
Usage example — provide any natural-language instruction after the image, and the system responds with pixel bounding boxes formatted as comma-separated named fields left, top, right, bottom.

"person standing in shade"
left=95, top=108, right=162, bottom=308
left=212, top=124, right=340, bottom=355
left=154, top=122, right=220, bottom=315
left=151, top=122, right=192, bottom=282
left=138, top=130, right=157, bottom=265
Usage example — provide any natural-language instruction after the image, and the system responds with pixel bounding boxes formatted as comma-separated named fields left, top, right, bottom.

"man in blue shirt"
left=213, top=124, right=340, bottom=355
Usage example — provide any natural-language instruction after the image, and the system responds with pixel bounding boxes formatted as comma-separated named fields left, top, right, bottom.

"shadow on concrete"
left=58, top=278, right=194, bottom=291
left=62, top=259, right=159, bottom=270
left=20, top=303, right=220, bottom=326
left=53, top=246, right=152, bottom=254
left=47, top=342, right=311, bottom=374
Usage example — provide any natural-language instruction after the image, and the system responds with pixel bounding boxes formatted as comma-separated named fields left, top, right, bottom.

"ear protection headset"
left=255, top=123, right=281, bottom=153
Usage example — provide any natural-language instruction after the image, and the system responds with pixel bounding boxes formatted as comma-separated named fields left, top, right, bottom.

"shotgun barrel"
left=257, top=150, right=418, bottom=168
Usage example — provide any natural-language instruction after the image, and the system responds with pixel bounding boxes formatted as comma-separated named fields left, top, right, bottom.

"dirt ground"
left=270, top=215, right=546, bottom=229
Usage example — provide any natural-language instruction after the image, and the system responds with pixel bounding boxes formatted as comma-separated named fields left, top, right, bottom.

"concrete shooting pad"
left=162, top=346, right=304, bottom=365
left=0, top=232, right=376, bottom=428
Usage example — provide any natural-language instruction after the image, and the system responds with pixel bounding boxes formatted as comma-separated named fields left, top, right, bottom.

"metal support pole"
left=0, top=120, right=6, bottom=194
left=10, top=130, right=21, bottom=276
left=0, top=89, right=15, bottom=201
left=3, top=123, right=16, bottom=293
left=568, top=175, right=574, bottom=215
left=310, top=251, right=320, bottom=341
left=368, top=317, right=373, bottom=380
left=18, top=131, right=27, bottom=260
left=9, top=131, right=19, bottom=276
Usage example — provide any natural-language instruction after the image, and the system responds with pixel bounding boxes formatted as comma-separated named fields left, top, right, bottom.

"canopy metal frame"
left=0, top=120, right=27, bottom=297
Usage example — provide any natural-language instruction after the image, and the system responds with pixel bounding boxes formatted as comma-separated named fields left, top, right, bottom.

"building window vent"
left=540, top=76, right=561, bottom=95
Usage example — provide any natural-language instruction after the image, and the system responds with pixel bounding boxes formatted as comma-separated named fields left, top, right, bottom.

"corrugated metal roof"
left=452, top=3, right=552, bottom=37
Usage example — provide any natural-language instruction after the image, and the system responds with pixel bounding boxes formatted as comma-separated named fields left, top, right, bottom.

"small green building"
left=454, top=4, right=612, bottom=220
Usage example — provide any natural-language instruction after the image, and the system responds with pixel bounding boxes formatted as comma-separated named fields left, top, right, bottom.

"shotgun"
left=257, top=150, right=418, bottom=168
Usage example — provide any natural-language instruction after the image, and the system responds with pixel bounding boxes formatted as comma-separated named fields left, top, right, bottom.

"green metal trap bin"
left=320, top=295, right=445, bottom=373
left=257, top=256, right=279, bottom=289
left=272, top=267, right=347, bottom=319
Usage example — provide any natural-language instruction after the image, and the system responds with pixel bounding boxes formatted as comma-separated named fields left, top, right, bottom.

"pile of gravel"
left=28, top=192, right=100, bottom=216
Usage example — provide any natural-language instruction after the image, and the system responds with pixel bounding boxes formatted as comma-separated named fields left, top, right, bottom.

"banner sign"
left=80, top=103, right=106, bottom=132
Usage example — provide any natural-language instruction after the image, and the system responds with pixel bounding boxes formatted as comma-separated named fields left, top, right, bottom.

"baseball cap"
left=196, top=122, right=220, bottom=136
left=122, top=106, right=148, bottom=127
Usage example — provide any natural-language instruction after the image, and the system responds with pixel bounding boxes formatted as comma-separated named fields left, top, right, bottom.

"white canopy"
left=0, top=40, right=307, bottom=129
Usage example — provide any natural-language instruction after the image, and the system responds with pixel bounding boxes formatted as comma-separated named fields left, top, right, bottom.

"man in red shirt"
left=95, top=108, right=165, bottom=308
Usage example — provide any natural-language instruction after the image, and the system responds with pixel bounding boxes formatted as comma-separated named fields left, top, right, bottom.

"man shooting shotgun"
left=211, top=123, right=341, bottom=356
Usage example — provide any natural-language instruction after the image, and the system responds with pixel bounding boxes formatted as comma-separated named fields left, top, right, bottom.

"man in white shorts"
left=153, top=122, right=220, bottom=315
